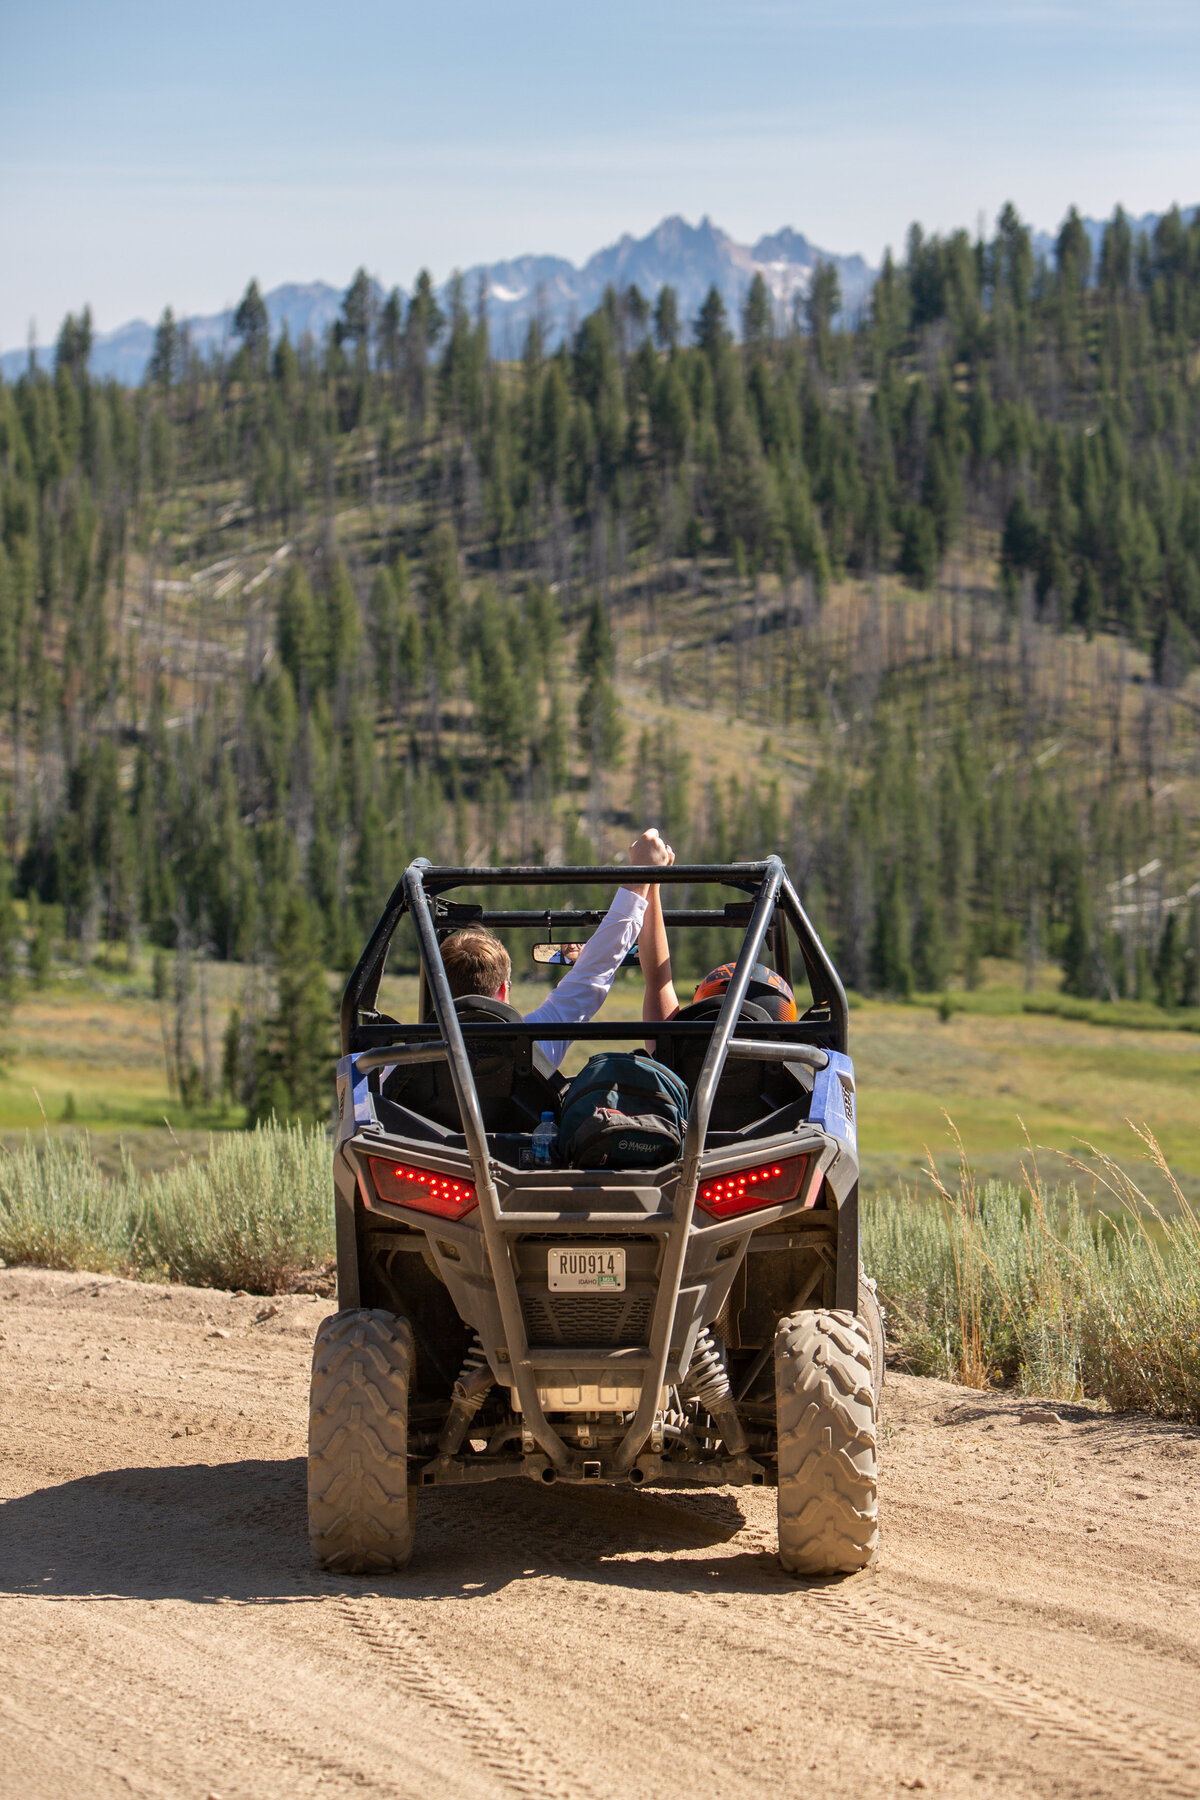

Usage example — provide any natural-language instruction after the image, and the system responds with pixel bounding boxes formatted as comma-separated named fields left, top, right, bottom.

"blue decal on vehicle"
left=810, top=1051, right=856, bottom=1153
left=337, top=1053, right=376, bottom=1141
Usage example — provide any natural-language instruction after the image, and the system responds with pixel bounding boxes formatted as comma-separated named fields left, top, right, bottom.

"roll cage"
left=338, top=857, right=851, bottom=1477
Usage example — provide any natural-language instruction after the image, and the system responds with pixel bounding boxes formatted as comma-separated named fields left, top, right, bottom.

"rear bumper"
left=335, top=1042, right=859, bottom=1477
left=340, top=1119, right=855, bottom=1389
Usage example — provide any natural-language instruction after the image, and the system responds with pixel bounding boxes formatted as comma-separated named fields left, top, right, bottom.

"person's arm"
left=526, top=828, right=672, bottom=1069
left=525, top=886, right=646, bottom=1069
left=640, top=881, right=679, bottom=1025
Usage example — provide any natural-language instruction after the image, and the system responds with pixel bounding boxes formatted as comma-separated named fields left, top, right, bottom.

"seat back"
left=655, top=998, right=809, bottom=1133
left=382, top=995, right=561, bottom=1134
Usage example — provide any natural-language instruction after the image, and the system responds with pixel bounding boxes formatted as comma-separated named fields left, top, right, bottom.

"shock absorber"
left=682, top=1327, right=748, bottom=1456
left=434, top=1335, right=494, bottom=1460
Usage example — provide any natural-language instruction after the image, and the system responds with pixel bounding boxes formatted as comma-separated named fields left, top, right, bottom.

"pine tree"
left=1099, top=207, right=1134, bottom=292
left=653, top=286, right=680, bottom=352
left=899, top=507, right=938, bottom=590
left=1061, top=864, right=1096, bottom=998
left=249, top=897, right=333, bottom=1125
left=325, top=558, right=361, bottom=691
left=912, top=869, right=949, bottom=991
left=1154, top=613, right=1195, bottom=689
left=233, top=280, right=269, bottom=368
left=872, top=870, right=914, bottom=998
left=404, top=270, right=445, bottom=421
left=26, top=894, right=51, bottom=989
left=1154, top=913, right=1184, bottom=1009
left=339, top=267, right=375, bottom=360
left=472, top=588, right=526, bottom=762
left=378, top=287, right=403, bottom=374
left=55, top=308, right=93, bottom=378
left=276, top=564, right=322, bottom=695
left=741, top=274, right=773, bottom=346
left=575, top=595, right=625, bottom=766
left=694, top=287, right=729, bottom=357
left=147, top=308, right=179, bottom=389
left=1055, top=207, right=1092, bottom=293
left=805, top=261, right=842, bottom=368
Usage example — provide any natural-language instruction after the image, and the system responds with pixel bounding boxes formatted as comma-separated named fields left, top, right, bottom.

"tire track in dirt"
left=7, top=1270, right=1200, bottom=1800
left=823, top=1586, right=1200, bottom=1797
left=0, top=1601, right=414, bottom=1800
left=470, top=1483, right=1200, bottom=1797
left=332, top=1590, right=604, bottom=1800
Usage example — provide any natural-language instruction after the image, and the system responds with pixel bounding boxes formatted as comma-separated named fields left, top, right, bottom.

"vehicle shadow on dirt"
left=0, top=1456, right=808, bottom=1606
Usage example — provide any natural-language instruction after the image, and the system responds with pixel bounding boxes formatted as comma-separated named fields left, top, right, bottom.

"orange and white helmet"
left=692, top=962, right=798, bottom=1022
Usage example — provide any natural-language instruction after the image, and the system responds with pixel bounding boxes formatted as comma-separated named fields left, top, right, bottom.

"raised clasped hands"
left=624, top=827, right=675, bottom=897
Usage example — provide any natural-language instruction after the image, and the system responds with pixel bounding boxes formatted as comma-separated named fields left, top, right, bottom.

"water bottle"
left=531, top=1112, right=557, bottom=1167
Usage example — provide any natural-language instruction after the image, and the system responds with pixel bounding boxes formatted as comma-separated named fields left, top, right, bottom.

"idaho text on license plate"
left=547, top=1247, right=626, bottom=1292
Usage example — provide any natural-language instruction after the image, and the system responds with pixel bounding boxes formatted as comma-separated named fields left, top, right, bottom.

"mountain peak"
left=3, top=213, right=878, bottom=380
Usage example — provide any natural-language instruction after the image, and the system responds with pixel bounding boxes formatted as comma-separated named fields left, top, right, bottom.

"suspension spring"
left=682, top=1328, right=748, bottom=1457
left=434, top=1334, right=494, bottom=1460
left=683, top=1328, right=733, bottom=1412
left=456, top=1336, right=490, bottom=1395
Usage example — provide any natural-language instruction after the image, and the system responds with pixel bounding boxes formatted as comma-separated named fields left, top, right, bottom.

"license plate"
left=547, top=1247, right=626, bottom=1292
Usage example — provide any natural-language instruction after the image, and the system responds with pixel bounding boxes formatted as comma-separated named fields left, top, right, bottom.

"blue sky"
left=2, top=0, right=1199, bottom=349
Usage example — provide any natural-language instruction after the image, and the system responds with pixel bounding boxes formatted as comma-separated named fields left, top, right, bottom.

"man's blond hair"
left=439, top=927, right=512, bottom=1000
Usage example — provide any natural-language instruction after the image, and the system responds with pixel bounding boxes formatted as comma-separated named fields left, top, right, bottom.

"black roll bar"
left=353, top=1033, right=830, bottom=1075
left=342, top=862, right=768, bottom=1047
left=418, top=861, right=771, bottom=890
left=611, top=854, right=785, bottom=1471
left=341, top=859, right=848, bottom=1056
left=779, top=869, right=848, bottom=1052
left=353, top=1019, right=833, bottom=1043
left=435, top=907, right=753, bottom=928
left=402, top=859, right=575, bottom=1470
left=352, top=1036, right=831, bottom=1072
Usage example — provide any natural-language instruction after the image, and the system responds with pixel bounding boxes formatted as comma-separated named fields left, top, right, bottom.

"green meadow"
left=2, top=952, right=1195, bottom=1203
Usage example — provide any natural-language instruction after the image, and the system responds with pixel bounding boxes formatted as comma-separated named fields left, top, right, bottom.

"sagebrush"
left=2, top=1119, right=1197, bottom=1420
left=863, top=1125, right=1200, bottom=1420
left=0, top=1122, right=332, bottom=1292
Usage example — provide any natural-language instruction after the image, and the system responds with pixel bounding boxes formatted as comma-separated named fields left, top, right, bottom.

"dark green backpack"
left=558, top=1051, right=690, bottom=1169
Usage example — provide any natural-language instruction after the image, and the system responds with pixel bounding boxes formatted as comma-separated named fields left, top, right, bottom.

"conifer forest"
left=3, top=200, right=1200, bottom=1116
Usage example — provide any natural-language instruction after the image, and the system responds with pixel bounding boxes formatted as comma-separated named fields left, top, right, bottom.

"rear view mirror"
left=532, top=942, right=641, bottom=968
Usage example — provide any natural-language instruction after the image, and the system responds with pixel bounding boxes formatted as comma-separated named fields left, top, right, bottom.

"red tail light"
left=367, top=1156, right=477, bottom=1220
left=696, top=1155, right=808, bottom=1219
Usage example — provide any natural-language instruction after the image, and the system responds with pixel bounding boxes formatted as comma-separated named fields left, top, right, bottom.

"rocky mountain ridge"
left=1, top=213, right=876, bottom=382
left=6, top=205, right=1194, bottom=383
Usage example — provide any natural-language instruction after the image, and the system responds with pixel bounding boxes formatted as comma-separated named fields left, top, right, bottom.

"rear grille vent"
left=522, top=1293, right=653, bottom=1347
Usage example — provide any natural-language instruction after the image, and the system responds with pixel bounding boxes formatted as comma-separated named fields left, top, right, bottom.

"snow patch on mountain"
left=5, top=204, right=1193, bottom=385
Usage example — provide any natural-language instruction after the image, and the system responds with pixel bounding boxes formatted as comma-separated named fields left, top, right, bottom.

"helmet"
left=692, top=962, right=798, bottom=1022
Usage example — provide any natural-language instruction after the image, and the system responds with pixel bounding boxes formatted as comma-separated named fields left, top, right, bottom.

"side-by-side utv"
left=309, top=856, right=882, bottom=1577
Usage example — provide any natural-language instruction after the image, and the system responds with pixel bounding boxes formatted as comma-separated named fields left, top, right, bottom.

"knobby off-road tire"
left=308, top=1308, right=416, bottom=1574
left=858, top=1272, right=886, bottom=1405
left=775, top=1308, right=879, bottom=1577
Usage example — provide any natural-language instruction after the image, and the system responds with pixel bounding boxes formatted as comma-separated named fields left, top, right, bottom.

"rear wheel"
left=858, top=1272, right=886, bottom=1405
left=775, top=1307, right=878, bottom=1576
left=308, top=1308, right=416, bottom=1574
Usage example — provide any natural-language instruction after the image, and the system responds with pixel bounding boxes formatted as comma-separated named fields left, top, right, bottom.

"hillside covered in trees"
left=1, top=199, right=1199, bottom=1110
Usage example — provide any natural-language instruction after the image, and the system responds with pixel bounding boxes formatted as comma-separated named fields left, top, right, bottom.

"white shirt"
left=379, top=887, right=647, bottom=1093
left=525, top=887, right=648, bottom=1070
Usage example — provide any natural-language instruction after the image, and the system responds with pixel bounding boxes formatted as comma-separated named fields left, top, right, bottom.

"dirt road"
left=2, top=1268, right=1199, bottom=1800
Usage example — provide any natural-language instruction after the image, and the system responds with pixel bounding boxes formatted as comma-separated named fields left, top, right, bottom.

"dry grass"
left=864, top=1122, right=1200, bottom=1419
left=0, top=1133, right=144, bottom=1273
left=140, top=1123, right=334, bottom=1291
left=0, top=1122, right=332, bottom=1294
left=1, top=1108, right=1197, bottom=1421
